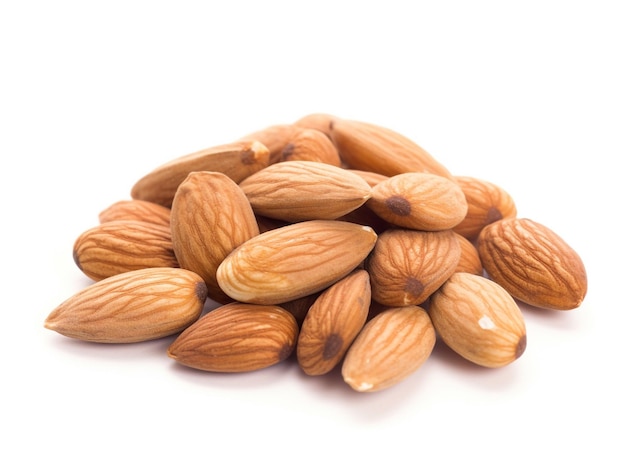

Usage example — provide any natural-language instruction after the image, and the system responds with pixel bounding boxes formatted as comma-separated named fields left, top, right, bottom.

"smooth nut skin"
left=477, top=218, right=587, bottom=310
left=429, top=272, right=527, bottom=368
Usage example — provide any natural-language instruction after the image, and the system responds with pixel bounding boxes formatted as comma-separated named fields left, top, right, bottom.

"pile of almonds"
left=44, top=114, right=588, bottom=393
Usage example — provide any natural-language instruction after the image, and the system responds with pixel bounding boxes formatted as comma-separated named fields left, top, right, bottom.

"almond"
left=44, top=267, right=207, bottom=343
left=429, top=272, right=527, bottom=368
left=347, top=169, right=389, bottom=188
left=454, top=232, right=484, bottom=275
left=297, top=270, right=371, bottom=376
left=278, top=128, right=342, bottom=167
left=167, top=302, right=299, bottom=372
left=341, top=305, right=436, bottom=392
left=293, top=113, right=337, bottom=138
left=476, top=218, right=587, bottom=310
left=73, top=220, right=178, bottom=281
left=216, top=220, right=378, bottom=305
left=170, top=171, right=260, bottom=304
left=130, top=140, right=270, bottom=207
left=98, top=199, right=171, bottom=226
left=240, top=124, right=304, bottom=164
left=366, top=229, right=461, bottom=306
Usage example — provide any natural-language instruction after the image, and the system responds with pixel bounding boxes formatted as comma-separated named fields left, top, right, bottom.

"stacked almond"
left=45, top=114, right=588, bottom=393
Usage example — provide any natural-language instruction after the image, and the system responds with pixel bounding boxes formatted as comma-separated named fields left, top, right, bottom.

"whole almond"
left=216, top=220, right=378, bottom=305
left=429, top=272, right=526, bottom=367
left=44, top=267, right=207, bottom=343
left=73, top=220, right=178, bottom=281
left=366, top=229, right=461, bottom=306
left=297, top=270, right=371, bottom=376
left=239, top=161, right=372, bottom=222
left=293, top=113, right=337, bottom=138
left=341, top=305, right=436, bottom=392
left=240, top=124, right=304, bottom=164
left=454, top=232, right=484, bottom=275
left=170, top=171, right=260, bottom=304
left=167, top=302, right=299, bottom=372
left=367, top=172, right=468, bottom=231
left=477, top=218, right=587, bottom=310
left=98, top=199, right=171, bottom=227
left=130, top=140, right=270, bottom=207
left=279, top=128, right=342, bottom=167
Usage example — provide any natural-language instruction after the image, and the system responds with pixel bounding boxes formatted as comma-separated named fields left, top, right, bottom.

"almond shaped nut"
left=239, top=161, right=372, bottom=222
left=170, top=171, right=260, bottom=304
left=366, top=229, right=461, bottom=306
left=167, top=302, right=299, bottom=372
left=130, top=140, right=270, bottom=207
left=279, top=128, right=342, bottom=167
left=73, top=220, right=178, bottom=281
left=329, top=118, right=453, bottom=179
left=454, top=232, right=484, bottom=276
left=429, top=272, right=527, bottom=368
left=216, top=220, right=378, bottom=305
left=476, top=218, right=587, bottom=310
left=240, top=124, right=304, bottom=164
left=297, top=270, right=371, bottom=376
left=341, top=305, right=436, bottom=393
left=367, top=172, right=468, bottom=231
left=98, top=199, right=171, bottom=226
left=453, top=176, right=517, bottom=240
left=293, top=113, right=337, bottom=137
left=44, top=267, right=208, bottom=343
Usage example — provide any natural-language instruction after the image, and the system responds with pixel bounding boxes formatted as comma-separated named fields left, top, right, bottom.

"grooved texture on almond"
left=44, top=268, right=207, bottom=343
left=279, top=128, right=341, bottom=166
left=98, top=199, right=171, bottom=226
left=170, top=171, right=260, bottom=304
left=477, top=218, right=587, bottom=310
left=429, top=272, right=527, bottom=368
left=341, top=305, right=436, bottom=392
left=240, top=124, right=304, bottom=164
left=167, top=303, right=299, bottom=372
left=216, top=220, right=378, bottom=305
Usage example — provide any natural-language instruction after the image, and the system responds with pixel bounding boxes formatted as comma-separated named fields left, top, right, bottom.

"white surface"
left=2, top=1, right=624, bottom=470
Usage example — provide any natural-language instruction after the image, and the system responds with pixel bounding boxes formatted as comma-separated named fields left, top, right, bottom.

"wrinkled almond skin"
left=73, top=220, right=178, bottom=281
left=240, top=124, right=304, bottom=164
left=170, top=171, right=260, bottom=304
left=297, top=270, right=371, bottom=376
left=330, top=118, right=453, bottom=178
left=279, top=128, right=342, bottom=167
left=216, top=220, right=378, bottom=305
left=429, top=272, right=527, bottom=368
left=454, top=232, right=484, bottom=275
left=239, top=161, right=372, bottom=222
left=44, top=268, right=207, bottom=343
left=341, top=305, right=436, bottom=392
left=130, top=140, right=270, bottom=207
left=453, top=176, right=517, bottom=240
left=366, top=229, right=461, bottom=306
left=367, top=172, right=468, bottom=231
left=167, top=303, right=299, bottom=372
left=98, top=199, right=171, bottom=226
left=477, top=218, right=587, bottom=310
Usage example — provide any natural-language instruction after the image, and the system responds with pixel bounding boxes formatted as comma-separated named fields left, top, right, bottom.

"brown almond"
left=454, top=232, right=484, bottom=275
left=279, top=128, right=342, bottom=166
left=293, top=113, right=337, bottom=137
left=240, top=124, right=304, bottom=164
left=98, top=199, right=171, bottom=226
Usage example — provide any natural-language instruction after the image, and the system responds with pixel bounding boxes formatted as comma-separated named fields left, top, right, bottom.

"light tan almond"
left=240, top=124, right=304, bottom=164
left=453, top=176, right=517, bottom=240
left=429, top=272, right=527, bottom=368
left=341, top=305, right=436, bottom=392
left=170, top=171, right=260, bottom=304
left=477, top=218, right=587, bottom=310
left=366, top=229, right=460, bottom=306
left=279, top=128, right=342, bottom=166
left=367, top=172, right=468, bottom=231
left=167, top=302, right=299, bottom=372
left=293, top=113, right=337, bottom=137
left=239, top=161, right=372, bottom=222
left=216, top=220, right=378, bottom=305
left=297, top=270, right=371, bottom=376
left=44, top=267, right=207, bottom=343
left=329, top=118, right=452, bottom=178
left=130, top=140, right=269, bottom=207
left=98, top=199, right=171, bottom=226
left=454, top=232, right=484, bottom=275
left=73, top=220, right=178, bottom=281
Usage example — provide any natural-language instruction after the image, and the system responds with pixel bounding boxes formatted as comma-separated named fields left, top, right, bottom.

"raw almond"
left=216, top=220, right=378, bottom=305
left=240, top=124, right=304, bottom=164
left=454, top=232, right=484, bottom=275
left=341, top=305, right=436, bottom=392
left=293, top=113, right=336, bottom=138
left=278, top=128, right=342, bottom=166
left=44, top=267, right=207, bottom=343
left=167, top=302, right=299, bottom=372
left=429, top=272, right=527, bottom=368
left=476, top=218, right=587, bottom=310
left=98, top=199, right=171, bottom=226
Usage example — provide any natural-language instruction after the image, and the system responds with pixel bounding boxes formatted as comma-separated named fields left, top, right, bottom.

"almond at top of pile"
left=45, top=113, right=588, bottom=393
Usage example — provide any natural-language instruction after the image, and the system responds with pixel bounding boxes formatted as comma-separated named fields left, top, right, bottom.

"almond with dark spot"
left=279, top=128, right=341, bottom=166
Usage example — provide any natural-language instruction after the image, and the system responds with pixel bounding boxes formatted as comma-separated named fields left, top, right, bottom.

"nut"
left=278, top=127, right=341, bottom=166
left=454, top=232, right=484, bottom=275
left=98, top=199, right=171, bottom=227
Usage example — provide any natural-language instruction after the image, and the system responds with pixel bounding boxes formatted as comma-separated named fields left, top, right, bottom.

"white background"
left=2, top=1, right=624, bottom=470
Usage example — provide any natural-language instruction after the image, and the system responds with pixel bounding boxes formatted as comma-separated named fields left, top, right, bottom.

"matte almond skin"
left=297, top=270, right=371, bottom=376
left=170, top=171, right=260, bottom=304
left=278, top=128, right=342, bottom=167
left=429, top=273, right=527, bottom=368
left=98, top=199, right=171, bottom=227
left=367, top=172, right=468, bottom=231
left=216, top=220, right=378, bottom=305
left=341, top=306, right=436, bottom=392
left=454, top=232, right=484, bottom=275
left=44, top=268, right=208, bottom=343
left=167, top=303, right=299, bottom=372
left=293, top=113, right=337, bottom=138
left=477, top=218, right=587, bottom=310
left=366, top=229, right=461, bottom=306
left=240, top=124, right=304, bottom=164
